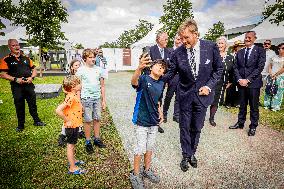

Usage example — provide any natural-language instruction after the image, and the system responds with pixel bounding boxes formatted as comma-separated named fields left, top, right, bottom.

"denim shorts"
left=81, top=98, right=101, bottom=122
left=134, top=125, right=158, bottom=155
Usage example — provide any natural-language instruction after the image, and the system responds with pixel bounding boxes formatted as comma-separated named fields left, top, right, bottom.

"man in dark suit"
left=164, top=19, right=223, bottom=171
left=229, top=31, right=265, bottom=136
left=149, top=31, right=171, bottom=63
left=149, top=31, right=171, bottom=133
left=162, top=34, right=182, bottom=124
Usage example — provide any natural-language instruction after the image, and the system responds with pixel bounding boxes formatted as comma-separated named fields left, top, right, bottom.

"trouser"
left=163, top=74, right=179, bottom=119
left=11, top=83, right=40, bottom=128
left=209, top=105, right=218, bottom=120
left=238, top=87, right=260, bottom=129
left=179, top=94, right=207, bottom=157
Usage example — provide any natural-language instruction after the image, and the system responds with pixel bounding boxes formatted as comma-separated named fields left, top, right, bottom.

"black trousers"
left=237, top=87, right=260, bottom=129
left=163, top=74, right=179, bottom=119
left=11, top=83, right=40, bottom=128
left=179, top=93, right=207, bottom=157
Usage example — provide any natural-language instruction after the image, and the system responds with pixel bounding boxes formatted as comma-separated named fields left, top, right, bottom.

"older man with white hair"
left=0, top=39, right=46, bottom=132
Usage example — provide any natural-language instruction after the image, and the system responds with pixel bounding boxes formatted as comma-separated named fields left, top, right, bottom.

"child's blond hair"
left=62, top=75, right=81, bottom=92
left=82, top=48, right=94, bottom=61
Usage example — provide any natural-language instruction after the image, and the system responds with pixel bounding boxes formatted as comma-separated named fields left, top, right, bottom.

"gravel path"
left=106, top=72, right=284, bottom=189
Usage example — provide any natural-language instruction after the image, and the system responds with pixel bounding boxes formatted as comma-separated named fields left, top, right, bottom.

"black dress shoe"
left=158, top=126, right=164, bottom=133
left=173, top=116, right=179, bottom=123
left=209, top=119, right=216, bottom=127
left=248, top=128, right=256, bottom=136
left=189, top=155, right=197, bottom=168
left=229, top=123, right=244, bottom=129
left=180, top=157, right=190, bottom=172
left=34, top=121, right=46, bottom=126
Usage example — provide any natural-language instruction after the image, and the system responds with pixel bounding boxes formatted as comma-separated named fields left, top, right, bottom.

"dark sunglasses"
left=263, top=43, right=271, bottom=45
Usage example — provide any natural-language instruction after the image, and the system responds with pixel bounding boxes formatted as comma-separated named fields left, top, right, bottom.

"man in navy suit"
left=149, top=31, right=171, bottom=133
left=149, top=31, right=171, bottom=63
left=162, top=34, right=182, bottom=124
left=164, top=19, right=223, bottom=171
left=229, top=31, right=265, bottom=136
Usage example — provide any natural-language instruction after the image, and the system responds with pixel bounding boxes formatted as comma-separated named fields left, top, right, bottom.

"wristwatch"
left=14, top=77, right=18, bottom=82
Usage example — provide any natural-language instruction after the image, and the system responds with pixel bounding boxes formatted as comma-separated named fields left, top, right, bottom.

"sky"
left=5, top=0, right=270, bottom=48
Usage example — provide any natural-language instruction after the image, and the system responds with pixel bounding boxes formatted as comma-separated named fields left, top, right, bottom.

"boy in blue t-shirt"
left=130, top=54, right=167, bottom=188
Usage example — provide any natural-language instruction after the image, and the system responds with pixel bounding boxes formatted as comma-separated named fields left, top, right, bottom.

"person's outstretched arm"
left=131, top=54, right=151, bottom=86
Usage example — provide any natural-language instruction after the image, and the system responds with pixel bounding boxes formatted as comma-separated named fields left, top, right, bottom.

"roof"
left=224, top=24, right=257, bottom=35
left=228, top=9, right=284, bottom=45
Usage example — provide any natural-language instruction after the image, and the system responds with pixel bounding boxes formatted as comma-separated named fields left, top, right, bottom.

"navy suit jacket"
left=163, top=40, right=223, bottom=108
left=233, top=45, right=265, bottom=88
left=149, top=44, right=171, bottom=63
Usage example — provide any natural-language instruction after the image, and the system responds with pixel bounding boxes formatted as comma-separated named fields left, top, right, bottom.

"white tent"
left=228, top=11, right=284, bottom=45
left=130, top=23, right=163, bottom=70
left=130, top=23, right=163, bottom=49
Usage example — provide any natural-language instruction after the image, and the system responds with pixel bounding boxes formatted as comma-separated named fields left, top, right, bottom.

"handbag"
left=265, top=77, right=278, bottom=96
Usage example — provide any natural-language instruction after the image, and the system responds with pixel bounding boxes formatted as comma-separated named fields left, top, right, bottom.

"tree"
left=159, top=0, right=194, bottom=47
left=262, top=0, right=284, bottom=26
left=101, top=19, right=153, bottom=48
left=203, top=21, right=225, bottom=42
left=10, top=0, right=68, bottom=69
left=100, top=42, right=117, bottom=48
left=0, top=0, right=17, bottom=35
left=74, top=43, right=84, bottom=49
left=13, top=0, right=68, bottom=50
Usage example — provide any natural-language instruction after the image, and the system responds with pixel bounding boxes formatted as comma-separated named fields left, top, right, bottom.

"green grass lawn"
left=0, top=76, right=131, bottom=188
left=222, top=90, right=284, bottom=132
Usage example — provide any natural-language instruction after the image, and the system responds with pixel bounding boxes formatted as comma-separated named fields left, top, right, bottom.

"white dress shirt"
left=187, top=40, right=200, bottom=76
left=244, top=45, right=255, bottom=60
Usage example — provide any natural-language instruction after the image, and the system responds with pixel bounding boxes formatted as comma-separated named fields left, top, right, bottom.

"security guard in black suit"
left=0, top=39, right=45, bottom=132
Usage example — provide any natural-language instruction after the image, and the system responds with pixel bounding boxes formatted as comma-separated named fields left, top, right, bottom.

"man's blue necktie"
left=245, top=47, right=250, bottom=65
left=160, top=48, right=164, bottom=59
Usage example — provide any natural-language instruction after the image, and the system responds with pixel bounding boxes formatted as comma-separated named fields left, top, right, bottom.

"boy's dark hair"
left=150, top=59, right=168, bottom=72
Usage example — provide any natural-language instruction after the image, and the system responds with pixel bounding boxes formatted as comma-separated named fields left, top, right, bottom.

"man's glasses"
left=263, top=43, right=271, bottom=45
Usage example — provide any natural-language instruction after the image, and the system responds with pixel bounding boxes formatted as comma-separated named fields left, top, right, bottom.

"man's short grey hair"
left=8, top=39, right=18, bottom=45
left=156, top=31, right=167, bottom=42
left=246, top=31, right=257, bottom=38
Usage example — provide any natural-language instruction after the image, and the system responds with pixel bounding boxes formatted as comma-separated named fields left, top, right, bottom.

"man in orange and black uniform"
left=0, top=39, right=45, bottom=132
